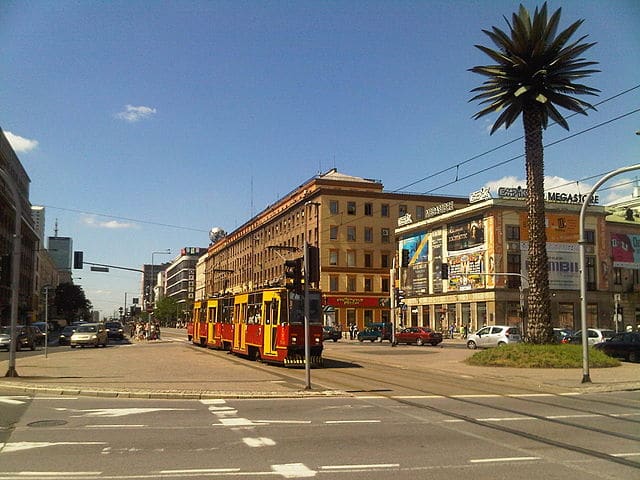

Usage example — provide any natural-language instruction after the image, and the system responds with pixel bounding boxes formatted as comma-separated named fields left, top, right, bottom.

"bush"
left=465, top=344, right=620, bottom=368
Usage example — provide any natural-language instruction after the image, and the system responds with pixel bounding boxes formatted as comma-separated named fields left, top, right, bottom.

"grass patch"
left=465, top=344, right=620, bottom=368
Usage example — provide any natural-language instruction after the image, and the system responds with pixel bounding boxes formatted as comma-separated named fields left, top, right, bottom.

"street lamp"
left=579, top=164, right=640, bottom=383
left=150, top=249, right=171, bottom=320
left=42, top=285, right=54, bottom=358
left=303, top=201, right=321, bottom=390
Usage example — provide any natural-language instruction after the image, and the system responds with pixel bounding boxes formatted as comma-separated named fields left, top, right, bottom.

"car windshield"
left=77, top=325, right=97, bottom=333
left=106, top=323, right=121, bottom=329
left=62, top=327, right=74, bottom=334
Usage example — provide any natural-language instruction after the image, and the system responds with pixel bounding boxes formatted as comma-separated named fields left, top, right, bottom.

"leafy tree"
left=469, top=3, right=598, bottom=343
left=54, top=282, right=92, bottom=321
left=154, top=296, right=179, bottom=325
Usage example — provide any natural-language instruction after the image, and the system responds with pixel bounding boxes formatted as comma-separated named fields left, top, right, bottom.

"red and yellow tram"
left=190, top=287, right=323, bottom=366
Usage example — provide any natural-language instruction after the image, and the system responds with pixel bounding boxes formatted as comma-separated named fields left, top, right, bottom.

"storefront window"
left=347, top=309, right=356, bottom=328
left=558, top=303, right=574, bottom=329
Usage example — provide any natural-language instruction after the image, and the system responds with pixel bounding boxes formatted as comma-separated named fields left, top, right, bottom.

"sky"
left=1, top=0, right=639, bottom=317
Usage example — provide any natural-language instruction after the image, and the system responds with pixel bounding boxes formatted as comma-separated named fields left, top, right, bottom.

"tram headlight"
left=291, top=336, right=298, bottom=344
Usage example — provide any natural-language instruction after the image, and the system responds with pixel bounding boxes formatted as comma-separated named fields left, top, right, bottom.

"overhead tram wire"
left=392, top=84, right=640, bottom=193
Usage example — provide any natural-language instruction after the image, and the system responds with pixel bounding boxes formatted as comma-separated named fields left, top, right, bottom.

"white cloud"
left=82, top=215, right=137, bottom=229
left=115, top=105, right=157, bottom=123
left=4, top=131, right=39, bottom=152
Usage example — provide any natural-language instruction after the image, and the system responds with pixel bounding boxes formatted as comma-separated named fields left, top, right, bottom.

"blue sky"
left=2, top=0, right=639, bottom=317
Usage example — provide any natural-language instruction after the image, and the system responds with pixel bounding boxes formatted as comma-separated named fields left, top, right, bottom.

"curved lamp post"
left=579, top=164, right=640, bottom=383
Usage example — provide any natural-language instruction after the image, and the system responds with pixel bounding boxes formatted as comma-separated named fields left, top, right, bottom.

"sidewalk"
left=1, top=337, right=639, bottom=399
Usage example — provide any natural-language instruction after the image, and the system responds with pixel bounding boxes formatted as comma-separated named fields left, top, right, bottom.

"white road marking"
left=1, top=441, right=106, bottom=453
left=271, top=463, right=316, bottom=478
left=470, top=456, right=540, bottom=463
left=200, top=399, right=227, bottom=405
left=11, top=472, right=101, bottom=477
left=55, top=407, right=192, bottom=417
left=451, top=394, right=501, bottom=398
left=0, top=397, right=26, bottom=405
left=321, top=463, right=399, bottom=470
left=325, top=420, right=381, bottom=424
left=393, top=395, right=445, bottom=399
left=219, top=418, right=257, bottom=426
left=612, top=452, right=640, bottom=457
left=86, top=424, right=146, bottom=428
left=243, top=437, right=276, bottom=447
left=160, top=468, right=240, bottom=474
left=256, top=420, right=312, bottom=424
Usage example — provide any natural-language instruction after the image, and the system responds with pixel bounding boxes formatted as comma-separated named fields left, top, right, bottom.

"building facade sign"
left=469, top=187, right=492, bottom=203
left=520, top=241, right=581, bottom=289
left=611, top=233, right=640, bottom=269
left=425, top=201, right=455, bottom=219
left=497, top=186, right=599, bottom=205
left=324, top=296, right=390, bottom=308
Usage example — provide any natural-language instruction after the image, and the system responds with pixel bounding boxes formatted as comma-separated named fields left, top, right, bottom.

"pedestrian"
left=349, top=324, right=355, bottom=340
left=449, top=323, right=455, bottom=339
left=463, top=324, right=468, bottom=339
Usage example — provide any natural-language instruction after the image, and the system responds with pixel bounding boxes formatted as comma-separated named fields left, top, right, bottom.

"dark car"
left=552, top=328, right=573, bottom=344
left=322, top=325, right=342, bottom=342
left=0, top=325, right=39, bottom=351
left=58, top=325, right=78, bottom=346
left=394, top=327, right=443, bottom=346
left=357, top=322, right=393, bottom=343
left=594, top=332, right=640, bottom=363
left=105, top=321, right=125, bottom=340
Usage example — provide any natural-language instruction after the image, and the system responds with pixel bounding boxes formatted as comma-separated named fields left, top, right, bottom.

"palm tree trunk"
left=523, top=105, right=552, bottom=343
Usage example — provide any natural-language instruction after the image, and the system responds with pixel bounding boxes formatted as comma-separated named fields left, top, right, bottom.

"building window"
left=364, top=310, right=373, bottom=324
left=381, top=253, right=389, bottom=268
left=364, top=203, right=373, bottom=216
left=329, top=275, right=339, bottom=292
left=381, top=228, right=390, bottom=243
left=381, top=204, right=389, bottom=217
left=347, top=201, right=356, bottom=215
left=416, top=205, right=425, bottom=220
left=364, top=227, right=373, bottom=243
left=330, top=225, right=338, bottom=240
left=347, top=277, right=356, bottom=292
left=584, top=229, right=595, bottom=244
left=364, top=252, right=372, bottom=268
left=364, top=278, right=372, bottom=292
left=506, top=225, right=520, bottom=241
left=507, top=253, right=521, bottom=288
left=399, top=204, right=407, bottom=216
left=346, top=250, right=356, bottom=267
left=381, top=278, right=389, bottom=292
left=329, top=200, right=339, bottom=215
left=347, top=226, right=356, bottom=241
left=329, top=250, right=339, bottom=266
left=613, top=268, right=622, bottom=285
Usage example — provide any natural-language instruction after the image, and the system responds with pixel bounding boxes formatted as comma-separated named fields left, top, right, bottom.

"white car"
left=570, top=328, right=615, bottom=346
left=466, top=325, right=522, bottom=349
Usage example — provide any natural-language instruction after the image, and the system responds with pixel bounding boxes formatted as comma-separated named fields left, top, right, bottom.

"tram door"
left=233, top=299, right=247, bottom=351
left=263, top=297, right=279, bottom=357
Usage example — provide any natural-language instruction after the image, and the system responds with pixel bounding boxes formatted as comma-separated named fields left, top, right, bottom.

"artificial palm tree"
left=469, top=3, right=599, bottom=343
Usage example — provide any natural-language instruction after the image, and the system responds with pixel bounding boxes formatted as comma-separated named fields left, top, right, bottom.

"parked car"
left=58, top=325, right=78, bottom=346
left=105, top=321, right=125, bottom=340
left=322, top=325, right=342, bottom=342
left=70, top=323, right=108, bottom=348
left=466, top=325, right=522, bottom=349
left=31, top=325, right=46, bottom=346
left=0, top=325, right=39, bottom=351
left=552, top=328, right=573, bottom=344
left=394, top=327, right=443, bottom=346
left=593, top=332, right=640, bottom=362
left=569, top=328, right=616, bottom=346
left=357, top=322, right=393, bottom=342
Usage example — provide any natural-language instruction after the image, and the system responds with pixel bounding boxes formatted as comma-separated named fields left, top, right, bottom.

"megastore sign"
left=496, top=186, right=599, bottom=205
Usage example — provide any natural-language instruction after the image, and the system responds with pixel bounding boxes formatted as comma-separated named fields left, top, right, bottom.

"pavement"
left=1, top=332, right=639, bottom=399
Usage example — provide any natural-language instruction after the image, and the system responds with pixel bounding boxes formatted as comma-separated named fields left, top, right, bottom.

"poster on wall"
left=519, top=212, right=579, bottom=243
left=520, top=242, right=580, bottom=289
left=447, top=216, right=485, bottom=251
left=447, top=252, right=486, bottom=291
left=400, top=232, right=429, bottom=295
left=611, top=233, right=640, bottom=269
left=431, top=230, right=443, bottom=294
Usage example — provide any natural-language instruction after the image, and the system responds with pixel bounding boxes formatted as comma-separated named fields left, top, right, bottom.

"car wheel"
left=431, top=341, right=439, bottom=346
left=416, top=338, right=424, bottom=346
left=629, top=352, right=638, bottom=363
left=467, top=340, right=477, bottom=350
left=497, top=341, right=507, bottom=346
left=71, top=345, right=76, bottom=348
left=359, top=338, right=364, bottom=342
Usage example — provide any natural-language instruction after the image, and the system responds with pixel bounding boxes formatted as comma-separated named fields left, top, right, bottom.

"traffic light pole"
left=303, top=241, right=311, bottom=390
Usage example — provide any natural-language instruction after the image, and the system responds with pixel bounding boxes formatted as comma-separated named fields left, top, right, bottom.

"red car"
left=394, top=327, right=443, bottom=346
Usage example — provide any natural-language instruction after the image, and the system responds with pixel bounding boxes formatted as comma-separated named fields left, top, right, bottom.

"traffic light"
left=401, top=249, right=410, bottom=267
left=73, top=251, right=84, bottom=269
left=284, top=257, right=303, bottom=290
left=0, top=254, right=10, bottom=286
left=307, top=245, right=320, bottom=284
left=395, top=288, right=405, bottom=308
left=441, top=263, right=449, bottom=280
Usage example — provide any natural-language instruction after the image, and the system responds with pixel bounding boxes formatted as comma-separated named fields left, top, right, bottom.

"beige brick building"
left=203, top=169, right=467, bottom=330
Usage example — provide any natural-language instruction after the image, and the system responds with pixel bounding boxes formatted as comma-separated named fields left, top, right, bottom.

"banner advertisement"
left=400, top=231, right=429, bottom=295
left=447, top=217, right=485, bottom=251
left=519, top=213, right=579, bottom=243
left=520, top=242, right=580, bottom=289
left=431, top=229, right=443, bottom=294
left=447, top=251, right=486, bottom=291
left=611, top=232, right=640, bottom=269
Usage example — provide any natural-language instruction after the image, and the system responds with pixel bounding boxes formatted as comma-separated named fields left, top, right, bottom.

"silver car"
left=70, top=323, right=108, bottom=348
left=466, top=325, right=522, bottom=349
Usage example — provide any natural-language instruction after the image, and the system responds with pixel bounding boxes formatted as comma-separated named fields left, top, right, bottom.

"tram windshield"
left=287, top=291, right=322, bottom=325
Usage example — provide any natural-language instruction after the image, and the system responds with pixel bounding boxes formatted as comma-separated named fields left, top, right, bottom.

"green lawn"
left=465, top=344, right=620, bottom=368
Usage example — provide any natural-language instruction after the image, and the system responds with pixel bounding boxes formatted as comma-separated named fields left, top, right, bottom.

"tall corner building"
left=204, top=169, right=467, bottom=330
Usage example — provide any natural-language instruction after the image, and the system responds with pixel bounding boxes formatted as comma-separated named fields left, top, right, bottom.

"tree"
left=469, top=3, right=598, bottom=343
left=154, top=296, right=179, bottom=326
left=54, top=283, right=92, bottom=322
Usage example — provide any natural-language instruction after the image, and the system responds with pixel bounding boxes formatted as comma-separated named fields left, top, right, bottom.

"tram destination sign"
left=497, top=186, right=599, bottom=205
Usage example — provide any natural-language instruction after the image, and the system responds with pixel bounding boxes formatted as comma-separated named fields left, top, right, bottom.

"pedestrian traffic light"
left=307, top=245, right=320, bottom=285
left=395, top=288, right=406, bottom=308
left=441, top=263, right=449, bottom=280
left=284, top=257, right=303, bottom=290
left=401, top=249, right=410, bottom=267
left=73, top=251, right=84, bottom=269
